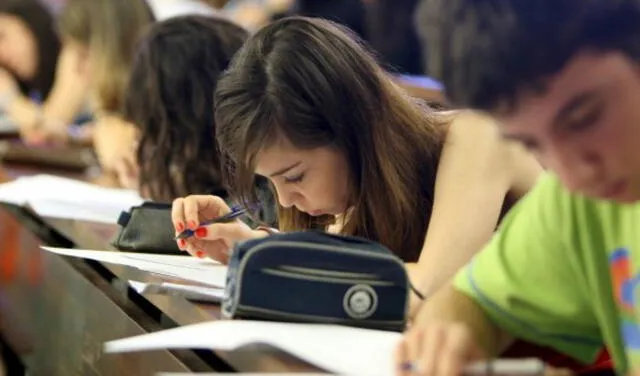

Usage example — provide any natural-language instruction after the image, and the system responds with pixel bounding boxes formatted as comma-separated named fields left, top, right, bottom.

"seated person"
left=121, top=15, right=276, bottom=222
left=170, top=17, right=542, bottom=315
left=397, top=0, right=640, bottom=374
left=58, top=0, right=154, bottom=179
left=0, top=0, right=91, bottom=144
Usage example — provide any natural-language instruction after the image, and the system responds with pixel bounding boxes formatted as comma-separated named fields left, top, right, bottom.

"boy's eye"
left=284, top=173, right=305, bottom=184
left=565, top=104, right=603, bottom=133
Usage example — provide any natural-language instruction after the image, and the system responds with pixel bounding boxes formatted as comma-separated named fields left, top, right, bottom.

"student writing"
left=170, top=17, right=541, bottom=315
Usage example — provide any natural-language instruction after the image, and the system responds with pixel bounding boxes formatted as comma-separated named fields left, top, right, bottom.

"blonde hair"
left=59, top=0, right=153, bottom=113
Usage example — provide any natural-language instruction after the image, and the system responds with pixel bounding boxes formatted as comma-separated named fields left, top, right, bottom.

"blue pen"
left=174, top=204, right=259, bottom=240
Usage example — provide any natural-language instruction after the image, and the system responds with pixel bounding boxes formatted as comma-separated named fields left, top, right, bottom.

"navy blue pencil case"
left=222, top=231, right=409, bottom=332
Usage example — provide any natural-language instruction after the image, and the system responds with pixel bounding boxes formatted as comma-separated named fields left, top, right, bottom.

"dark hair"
left=123, top=15, right=248, bottom=201
left=0, top=0, right=61, bottom=99
left=215, top=16, right=445, bottom=262
left=415, top=0, right=640, bottom=111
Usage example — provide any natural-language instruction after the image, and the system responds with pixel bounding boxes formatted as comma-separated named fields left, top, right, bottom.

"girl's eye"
left=284, top=173, right=305, bottom=184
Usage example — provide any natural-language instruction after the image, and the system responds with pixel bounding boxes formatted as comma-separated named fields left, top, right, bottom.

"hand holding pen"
left=395, top=321, right=559, bottom=376
left=171, top=195, right=268, bottom=263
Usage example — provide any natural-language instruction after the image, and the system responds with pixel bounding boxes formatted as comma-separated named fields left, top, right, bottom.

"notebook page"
left=41, top=247, right=227, bottom=288
left=0, top=174, right=143, bottom=223
left=104, top=320, right=402, bottom=376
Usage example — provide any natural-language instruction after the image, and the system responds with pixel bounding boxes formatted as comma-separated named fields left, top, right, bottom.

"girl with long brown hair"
left=171, top=17, right=541, bottom=313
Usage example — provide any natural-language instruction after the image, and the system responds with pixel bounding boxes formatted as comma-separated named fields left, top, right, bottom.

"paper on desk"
left=129, top=280, right=225, bottom=303
left=0, top=116, right=18, bottom=134
left=41, top=247, right=228, bottom=288
left=156, top=372, right=336, bottom=376
left=105, top=320, right=402, bottom=376
left=27, top=198, right=128, bottom=224
left=0, top=174, right=143, bottom=223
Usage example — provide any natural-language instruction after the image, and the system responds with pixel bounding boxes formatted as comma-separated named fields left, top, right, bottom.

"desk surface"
left=0, top=161, right=319, bottom=375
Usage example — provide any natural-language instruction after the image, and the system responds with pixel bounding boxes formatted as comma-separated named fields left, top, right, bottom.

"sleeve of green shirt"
left=454, top=174, right=603, bottom=363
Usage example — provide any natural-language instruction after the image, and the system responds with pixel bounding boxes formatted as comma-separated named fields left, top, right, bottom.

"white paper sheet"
left=0, top=174, right=143, bottom=223
left=104, top=320, right=402, bottom=376
left=41, top=247, right=228, bottom=288
left=157, top=374, right=334, bottom=376
left=27, top=198, right=128, bottom=224
left=128, top=280, right=225, bottom=302
left=0, top=116, right=18, bottom=134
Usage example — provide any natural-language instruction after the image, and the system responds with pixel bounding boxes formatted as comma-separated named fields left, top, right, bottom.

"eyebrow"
left=268, top=161, right=302, bottom=178
left=552, top=90, right=599, bottom=127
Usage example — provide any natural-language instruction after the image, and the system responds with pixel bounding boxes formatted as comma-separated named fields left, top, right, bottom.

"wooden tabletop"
left=0, top=148, right=319, bottom=375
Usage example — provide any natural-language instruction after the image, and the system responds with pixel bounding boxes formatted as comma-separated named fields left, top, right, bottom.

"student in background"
left=396, top=0, right=640, bottom=374
left=0, top=0, right=90, bottom=144
left=58, top=0, right=154, bottom=180
left=171, top=17, right=541, bottom=315
left=121, top=15, right=276, bottom=226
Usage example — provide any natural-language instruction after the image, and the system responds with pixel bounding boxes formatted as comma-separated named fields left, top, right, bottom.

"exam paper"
left=0, top=116, right=18, bottom=134
left=128, top=280, right=225, bottom=303
left=104, top=320, right=402, bottom=376
left=0, top=174, right=143, bottom=223
left=42, top=247, right=228, bottom=288
left=157, top=374, right=335, bottom=376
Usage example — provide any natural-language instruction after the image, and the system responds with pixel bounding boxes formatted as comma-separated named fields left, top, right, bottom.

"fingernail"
left=188, top=220, right=197, bottom=230
left=195, top=227, right=207, bottom=238
left=177, top=239, right=186, bottom=249
left=176, top=222, right=185, bottom=232
left=196, top=250, right=205, bottom=258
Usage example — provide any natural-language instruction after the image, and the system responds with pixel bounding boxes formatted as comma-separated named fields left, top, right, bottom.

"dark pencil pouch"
left=222, top=231, right=409, bottom=332
left=111, top=202, right=183, bottom=255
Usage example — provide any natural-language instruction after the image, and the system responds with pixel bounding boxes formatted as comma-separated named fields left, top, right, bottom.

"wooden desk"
left=0, top=158, right=319, bottom=374
left=42, top=216, right=318, bottom=374
left=0, top=205, right=202, bottom=375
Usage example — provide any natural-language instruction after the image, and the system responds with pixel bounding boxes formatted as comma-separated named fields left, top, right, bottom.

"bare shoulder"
left=437, top=110, right=542, bottom=195
left=439, top=110, right=504, bottom=153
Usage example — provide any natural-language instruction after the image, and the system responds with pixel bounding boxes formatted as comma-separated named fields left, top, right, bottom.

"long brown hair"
left=58, top=0, right=154, bottom=113
left=123, top=16, right=248, bottom=201
left=215, top=17, right=445, bottom=262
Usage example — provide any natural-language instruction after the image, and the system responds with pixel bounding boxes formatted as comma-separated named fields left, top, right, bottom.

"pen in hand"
left=401, top=358, right=546, bottom=376
left=174, top=204, right=258, bottom=240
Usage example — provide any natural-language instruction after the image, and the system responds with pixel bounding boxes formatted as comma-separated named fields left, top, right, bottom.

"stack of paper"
left=104, top=320, right=402, bottom=376
left=42, top=247, right=227, bottom=288
left=0, top=174, right=144, bottom=223
left=128, top=280, right=225, bottom=303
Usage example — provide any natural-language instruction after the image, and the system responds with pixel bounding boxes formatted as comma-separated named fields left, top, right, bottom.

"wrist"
left=254, top=225, right=279, bottom=238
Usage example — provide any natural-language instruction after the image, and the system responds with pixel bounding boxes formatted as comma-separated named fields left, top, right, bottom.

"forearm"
left=7, top=92, right=81, bottom=135
left=414, top=284, right=514, bottom=358
left=414, top=238, right=491, bottom=300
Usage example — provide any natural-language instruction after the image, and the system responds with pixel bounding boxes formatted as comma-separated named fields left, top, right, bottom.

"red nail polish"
left=188, top=220, right=197, bottom=230
left=195, top=227, right=207, bottom=238
left=178, top=239, right=186, bottom=248
left=196, top=250, right=205, bottom=258
left=176, top=222, right=185, bottom=232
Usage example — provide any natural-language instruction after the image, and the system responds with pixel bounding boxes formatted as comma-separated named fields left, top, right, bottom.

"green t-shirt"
left=454, top=173, right=640, bottom=374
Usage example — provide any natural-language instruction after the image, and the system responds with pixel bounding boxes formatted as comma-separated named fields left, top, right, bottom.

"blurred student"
left=0, top=0, right=90, bottom=144
left=396, top=0, right=640, bottom=374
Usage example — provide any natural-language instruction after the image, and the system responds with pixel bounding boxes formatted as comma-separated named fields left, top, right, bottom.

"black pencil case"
left=112, top=202, right=184, bottom=255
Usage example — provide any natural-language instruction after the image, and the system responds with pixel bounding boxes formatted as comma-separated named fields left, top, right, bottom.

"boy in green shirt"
left=398, top=0, right=640, bottom=374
